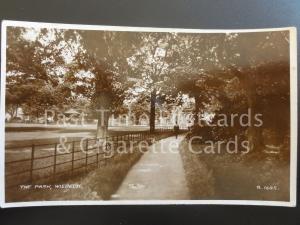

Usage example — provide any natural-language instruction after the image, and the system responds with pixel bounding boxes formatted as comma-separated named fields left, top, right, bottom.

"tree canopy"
left=6, top=27, right=290, bottom=152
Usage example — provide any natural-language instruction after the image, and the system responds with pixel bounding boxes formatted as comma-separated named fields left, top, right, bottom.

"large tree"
left=6, top=27, right=83, bottom=118
left=170, top=31, right=290, bottom=153
left=222, top=31, right=290, bottom=152
left=76, top=30, right=136, bottom=137
left=126, top=32, right=187, bottom=132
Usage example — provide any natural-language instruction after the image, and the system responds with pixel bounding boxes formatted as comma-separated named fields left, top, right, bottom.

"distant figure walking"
left=174, top=122, right=180, bottom=139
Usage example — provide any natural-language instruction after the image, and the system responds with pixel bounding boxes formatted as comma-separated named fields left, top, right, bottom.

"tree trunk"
left=247, top=98, right=264, bottom=152
left=94, top=69, right=113, bottom=138
left=194, top=96, right=200, bottom=127
left=96, top=109, right=110, bottom=138
left=94, top=90, right=111, bottom=139
left=150, top=88, right=156, bottom=133
left=94, top=89, right=111, bottom=139
left=233, top=68, right=264, bottom=152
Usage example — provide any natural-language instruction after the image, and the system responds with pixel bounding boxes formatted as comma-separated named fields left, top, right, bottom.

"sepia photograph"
left=0, top=21, right=297, bottom=207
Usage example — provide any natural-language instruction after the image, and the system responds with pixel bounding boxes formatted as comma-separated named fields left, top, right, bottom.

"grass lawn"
left=5, top=132, right=174, bottom=202
left=5, top=128, right=150, bottom=148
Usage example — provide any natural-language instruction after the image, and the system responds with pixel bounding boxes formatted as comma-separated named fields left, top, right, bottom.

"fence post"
left=116, top=135, right=119, bottom=148
left=85, top=139, right=89, bottom=173
left=71, top=141, right=75, bottom=175
left=104, top=136, right=108, bottom=165
left=53, top=143, right=57, bottom=179
left=96, top=139, right=99, bottom=168
left=29, top=144, right=35, bottom=183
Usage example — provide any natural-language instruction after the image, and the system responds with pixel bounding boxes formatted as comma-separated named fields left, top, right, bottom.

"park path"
left=111, top=135, right=190, bottom=200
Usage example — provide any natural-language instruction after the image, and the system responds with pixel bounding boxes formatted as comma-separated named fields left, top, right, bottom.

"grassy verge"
left=179, top=139, right=216, bottom=199
left=179, top=139, right=290, bottom=201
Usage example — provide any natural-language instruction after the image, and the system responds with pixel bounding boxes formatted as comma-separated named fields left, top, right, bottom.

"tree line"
left=6, top=27, right=290, bottom=154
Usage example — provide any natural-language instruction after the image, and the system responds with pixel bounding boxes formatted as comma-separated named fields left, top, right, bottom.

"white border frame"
left=0, top=20, right=297, bottom=208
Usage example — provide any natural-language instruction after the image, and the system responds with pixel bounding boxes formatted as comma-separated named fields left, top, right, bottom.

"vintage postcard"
left=0, top=21, right=297, bottom=207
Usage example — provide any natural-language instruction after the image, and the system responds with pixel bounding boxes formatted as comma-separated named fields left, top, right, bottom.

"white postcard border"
left=0, top=20, right=297, bottom=208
